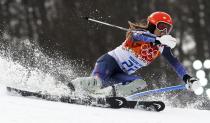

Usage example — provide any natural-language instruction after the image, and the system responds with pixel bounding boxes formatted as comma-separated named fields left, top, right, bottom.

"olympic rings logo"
left=139, top=44, right=159, bottom=61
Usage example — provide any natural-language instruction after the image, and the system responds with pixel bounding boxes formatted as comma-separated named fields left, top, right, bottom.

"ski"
left=6, top=86, right=165, bottom=112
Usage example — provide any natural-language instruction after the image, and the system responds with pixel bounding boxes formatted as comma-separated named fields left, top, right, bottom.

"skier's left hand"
left=183, top=75, right=201, bottom=92
left=185, top=78, right=201, bottom=91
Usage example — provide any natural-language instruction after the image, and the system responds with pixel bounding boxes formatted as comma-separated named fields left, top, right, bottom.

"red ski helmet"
left=147, top=11, right=173, bottom=34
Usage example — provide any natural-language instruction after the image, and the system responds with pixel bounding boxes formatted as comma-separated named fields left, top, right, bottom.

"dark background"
left=0, top=0, right=210, bottom=98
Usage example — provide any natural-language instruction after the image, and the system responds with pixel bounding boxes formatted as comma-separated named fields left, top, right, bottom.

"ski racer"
left=71, top=11, right=201, bottom=96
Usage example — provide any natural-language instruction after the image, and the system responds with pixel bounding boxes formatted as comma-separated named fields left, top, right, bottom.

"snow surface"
left=0, top=86, right=210, bottom=123
left=0, top=54, right=210, bottom=123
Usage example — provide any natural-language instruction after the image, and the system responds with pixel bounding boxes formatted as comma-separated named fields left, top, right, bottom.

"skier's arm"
left=131, top=31, right=157, bottom=43
left=162, top=47, right=202, bottom=92
left=132, top=32, right=176, bottom=49
left=162, top=47, right=187, bottom=81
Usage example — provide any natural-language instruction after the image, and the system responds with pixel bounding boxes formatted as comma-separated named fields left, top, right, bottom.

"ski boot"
left=69, top=76, right=113, bottom=97
left=114, top=79, right=147, bottom=97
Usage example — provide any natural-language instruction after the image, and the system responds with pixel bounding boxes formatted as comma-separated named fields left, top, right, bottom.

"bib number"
left=121, top=56, right=142, bottom=73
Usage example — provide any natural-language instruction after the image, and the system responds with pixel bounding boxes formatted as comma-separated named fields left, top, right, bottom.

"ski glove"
left=183, top=74, right=201, bottom=92
left=156, top=35, right=176, bottom=49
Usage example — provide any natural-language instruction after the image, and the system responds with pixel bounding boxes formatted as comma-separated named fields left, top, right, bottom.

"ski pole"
left=126, top=85, right=186, bottom=100
left=83, top=17, right=131, bottom=32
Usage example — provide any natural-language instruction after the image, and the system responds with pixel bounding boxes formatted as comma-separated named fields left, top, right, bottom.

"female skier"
left=71, top=11, right=201, bottom=96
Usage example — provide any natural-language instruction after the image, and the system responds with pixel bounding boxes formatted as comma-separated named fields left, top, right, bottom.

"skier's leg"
left=86, top=53, right=147, bottom=96
left=71, top=54, right=118, bottom=94
left=71, top=53, right=147, bottom=96
left=88, top=72, right=147, bottom=96
left=90, top=53, right=123, bottom=87
left=111, top=73, right=147, bottom=96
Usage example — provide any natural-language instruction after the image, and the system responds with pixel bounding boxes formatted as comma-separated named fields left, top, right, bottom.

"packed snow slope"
left=0, top=51, right=209, bottom=123
left=0, top=86, right=210, bottom=123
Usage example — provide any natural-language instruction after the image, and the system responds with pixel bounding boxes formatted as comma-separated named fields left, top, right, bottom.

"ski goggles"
left=156, top=22, right=173, bottom=34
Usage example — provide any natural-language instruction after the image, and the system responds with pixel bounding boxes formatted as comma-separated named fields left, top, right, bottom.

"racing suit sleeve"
left=131, top=31, right=157, bottom=43
left=162, top=46, right=188, bottom=80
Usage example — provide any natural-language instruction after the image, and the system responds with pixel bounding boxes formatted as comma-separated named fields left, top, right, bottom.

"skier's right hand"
left=156, top=35, right=176, bottom=49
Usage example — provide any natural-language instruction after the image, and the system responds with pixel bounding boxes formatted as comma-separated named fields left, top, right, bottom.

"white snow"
left=0, top=54, right=210, bottom=123
left=0, top=86, right=210, bottom=123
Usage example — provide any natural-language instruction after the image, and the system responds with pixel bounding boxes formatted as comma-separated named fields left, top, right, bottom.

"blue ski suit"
left=91, top=30, right=187, bottom=88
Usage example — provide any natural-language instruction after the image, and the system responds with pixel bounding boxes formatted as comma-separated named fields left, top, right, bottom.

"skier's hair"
left=126, top=19, right=147, bottom=38
left=129, top=19, right=147, bottom=29
left=126, top=19, right=156, bottom=39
